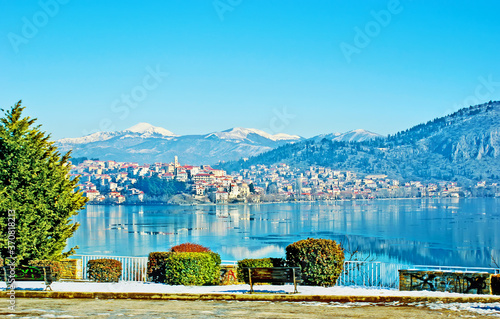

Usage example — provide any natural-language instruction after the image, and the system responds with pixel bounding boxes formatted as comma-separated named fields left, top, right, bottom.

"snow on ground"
left=296, top=301, right=500, bottom=317
left=425, top=302, right=500, bottom=317
left=0, top=281, right=496, bottom=297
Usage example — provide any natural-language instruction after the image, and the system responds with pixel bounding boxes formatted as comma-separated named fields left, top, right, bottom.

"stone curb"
left=2, top=291, right=500, bottom=303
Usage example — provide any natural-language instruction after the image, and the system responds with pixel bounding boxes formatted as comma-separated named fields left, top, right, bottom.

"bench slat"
left=244, top=267, right=302, bottom=293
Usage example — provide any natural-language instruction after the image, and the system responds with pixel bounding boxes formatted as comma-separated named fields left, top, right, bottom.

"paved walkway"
left=3, top=298, right=498, bottom=318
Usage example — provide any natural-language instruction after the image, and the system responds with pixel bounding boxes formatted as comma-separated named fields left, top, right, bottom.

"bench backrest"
left=246, top=267, right=302, bottom=284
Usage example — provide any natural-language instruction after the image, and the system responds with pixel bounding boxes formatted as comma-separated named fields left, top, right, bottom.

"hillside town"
left=71, top=157, right=500, bottom=205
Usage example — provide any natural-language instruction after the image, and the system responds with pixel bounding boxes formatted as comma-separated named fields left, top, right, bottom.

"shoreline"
left=85, top=196, right=494, bottom=207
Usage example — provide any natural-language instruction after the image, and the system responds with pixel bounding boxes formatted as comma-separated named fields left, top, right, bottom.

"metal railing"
left=72, top=255, right=148, bottom=282
left=410, top=265, right=500, bottom=274
left=337, top=261, right=407, bottom=289
left=69, top=255, right=500, bottom=287
left=71, top=255, right=239, bottom=282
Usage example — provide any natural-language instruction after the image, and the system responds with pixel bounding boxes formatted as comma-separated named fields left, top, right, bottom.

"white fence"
left=337, top=261, right=407, bottom=289
left=73, top=255, right=148, bottom=282
left=337, top=263, right=500, bottom=288
left=69, top=255, right=500, bottom=288
left=71, top=255, right=238, bottom=282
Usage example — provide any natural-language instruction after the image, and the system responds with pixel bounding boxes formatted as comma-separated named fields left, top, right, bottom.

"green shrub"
left=28, top=260, right=64, bottom=280
left=286, top=238, right=344, bottom=287
left=148, top=252, right=171, bottom=283
left=170, top=243, right=211, bottom=253
left=148, top=252, right=221, bottom=285
left=237, top=258, right=273, bottom=283
left=270, top=257, right=287, bottom=267
left=0, top=256, right=3, bottom=267
left=87, top=259, right=122, bottom=282
left=163, top=252, right=221, bottom=285
left=236, top=258, right=286, bottom=283
left=492, top=275, right=500, bottom=295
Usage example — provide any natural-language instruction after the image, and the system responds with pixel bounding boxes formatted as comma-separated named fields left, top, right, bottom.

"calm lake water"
left=66, top=198, right=500, bottom=267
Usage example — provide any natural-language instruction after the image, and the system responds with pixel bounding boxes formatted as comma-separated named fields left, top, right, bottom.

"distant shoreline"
left=84, top=196, right=494, bottom=207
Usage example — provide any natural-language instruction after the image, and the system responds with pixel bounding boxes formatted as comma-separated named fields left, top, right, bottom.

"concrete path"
left=2, top=298, right=498, bottom=318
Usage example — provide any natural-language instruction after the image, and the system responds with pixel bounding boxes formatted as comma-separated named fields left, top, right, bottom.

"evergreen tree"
left=135, top=177, right=186, bottom=198
left=0, top=101, right=87, bottom=265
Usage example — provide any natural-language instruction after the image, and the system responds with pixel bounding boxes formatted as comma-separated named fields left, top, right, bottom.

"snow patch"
left=2, top=281, right=497, bottom=298
left=57, top=131, right=118, bottom=144
left=126, top=122, right=177, bottom=137
left=333, top=129, right=384, bottom=142
left=214, top=127, right=301, bottom=142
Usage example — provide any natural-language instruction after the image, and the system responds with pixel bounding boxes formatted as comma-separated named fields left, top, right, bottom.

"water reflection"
left=66, top=198, right=500, bottom=267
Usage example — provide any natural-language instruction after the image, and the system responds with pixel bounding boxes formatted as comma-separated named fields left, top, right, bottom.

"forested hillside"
left=219, top=101, right=500, bottom=184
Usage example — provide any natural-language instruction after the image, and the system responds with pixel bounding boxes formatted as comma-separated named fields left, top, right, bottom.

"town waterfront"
left=67, top=198, right=500, bottom=268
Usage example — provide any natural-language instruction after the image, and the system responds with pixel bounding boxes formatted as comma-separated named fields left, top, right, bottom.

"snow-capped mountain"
left=58, top=123, right=177, bottom=145
left=311, top=129, right=384, bottom=143
left=125, top=123, right=177, bottom=137
left=56, top=124, right=303, bottom=165
left=208, top=127, right=301, bottom=142
left=58, top=131, right=120, bottom=144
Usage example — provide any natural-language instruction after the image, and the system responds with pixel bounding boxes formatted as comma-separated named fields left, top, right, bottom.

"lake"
left=66, top=198, right=500, bottom=267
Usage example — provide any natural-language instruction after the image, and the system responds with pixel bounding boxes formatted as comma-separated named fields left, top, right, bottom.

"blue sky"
left=1, top=1, right=500, bottom=139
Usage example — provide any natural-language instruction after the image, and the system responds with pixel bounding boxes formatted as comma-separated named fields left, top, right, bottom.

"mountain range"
left=57, top=123, right=380, bottom=165
left=219, top=101, right=500, bottom=184
left=57, top=101, right=500, bottom=183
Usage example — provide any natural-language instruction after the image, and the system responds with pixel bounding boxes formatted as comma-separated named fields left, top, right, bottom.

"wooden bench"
left=2, top=265, right=55, bottom=291
left=244, top=267, right=302, bottom=293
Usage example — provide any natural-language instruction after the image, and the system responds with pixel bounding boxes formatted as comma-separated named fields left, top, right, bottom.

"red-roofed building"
left=205, top=168, right=226, bottom=177
left=193, top=173, right=214, bottom=182
left=160, top=172, right=175, bottom=180
left=83, top=189, right=100, bottom=201
left=176, top=170, right=188, bottom=182
left=193, top=183, right=206, bottom=196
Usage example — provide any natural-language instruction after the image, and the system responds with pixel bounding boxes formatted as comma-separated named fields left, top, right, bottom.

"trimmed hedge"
left=28, top=260, right=64, bottom=280
left=148, top=252, right=171, bottom=283
left=286, top=238, right=344, bottom=287
left=236, top=258, right=286, bottom=283
left=148, top=244, right=213, bottom=283
left=164, top=252, right=221, bottom=285
left=87, top=259, right=122, bottom=282
left=148, top=251, right=221, bottom=285
left=170, top=243, right=211, bottom=253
